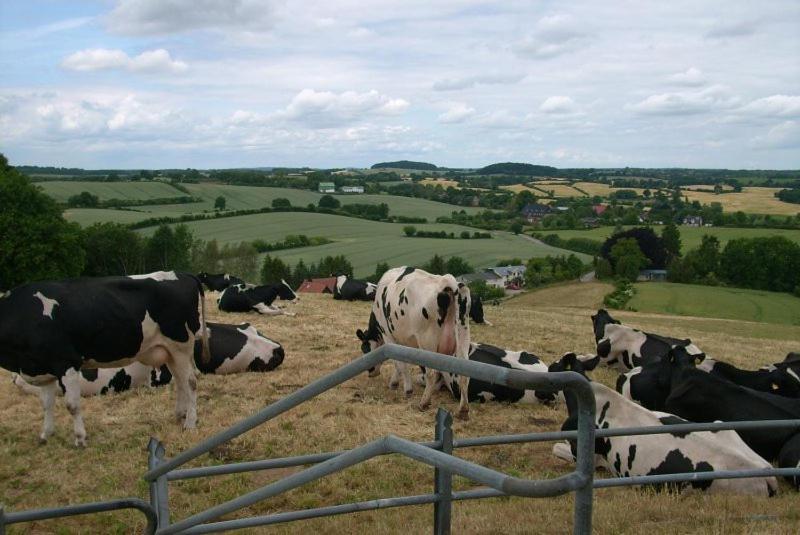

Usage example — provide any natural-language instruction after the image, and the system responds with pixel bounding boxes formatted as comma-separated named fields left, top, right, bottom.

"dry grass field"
left=682, top=187, right=799, bottom=216
left=2, top=283, right=799, bottom=534
left=572, top=182, right=650, bottom=197
left=419, top=178, right=461, bottom=189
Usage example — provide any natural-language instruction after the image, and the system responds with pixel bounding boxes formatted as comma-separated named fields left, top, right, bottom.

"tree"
left=0, top=155, right=85, bottom=288
left=260, top=255, right=292, bottom=284
left=144, top=224, right=193, bottom=272
left=82, top=222, right=144, bottom=276
left=68, top=191, right=100, bottom=208
left=373, top=261, right=390, bottom=282
left=403, top=226, right=417, bottom=237
left=272, top=197, right=292, bottom=209
left=610, top=238, right=647, bottom=282
left=318, top=195, right=340, bottom=209
left=292, top=259, right=311, bottom=287
left=661, top=221, right=682, bottom=261
left=220, top=242, right=258, bottom=282
left=690, top=235, right=721, bottom=279
left=316, top=255, right=353, bottom=277
left=595, top=257, right=613, bottom=279
left=510, top=221, right=523, bottom=235
left=423, top=254, right=446, bottom=275
left=601, top=227, right=667, bottom=269
left=445, top=256, right=473, bottom=277
left=191, top=239, right=222, bottom=274
left=214, top=196, right=226, bottom=210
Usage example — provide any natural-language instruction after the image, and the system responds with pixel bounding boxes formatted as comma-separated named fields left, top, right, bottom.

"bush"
left=468, top=279, right=506, bottom=300
left=272, top=197, right=292, bottom=209
left=603, top=279, right=636, bottom=309
left=318, top=195, right=340, bottom=209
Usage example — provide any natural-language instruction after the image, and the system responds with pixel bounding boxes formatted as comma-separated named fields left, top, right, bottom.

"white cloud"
left=106, top=0, right=278, bottom=35
left=62, top=48, right=187, bottom=74
left=739, top=95, right=800, bottom=118
left=751, top=121, right=800, bottom=149
left=438, top=102, right=475, bottom=124
left=668, top=67, right=705, bottom=87
left=433, top=74, right=524, bottom=91
left=513, top=14, right=589, bottom=59
left=278, top=89, right=409, bottom=127
left=627, top=85, right=739, bottom=116
left=540, top=96, right=576, bottom=114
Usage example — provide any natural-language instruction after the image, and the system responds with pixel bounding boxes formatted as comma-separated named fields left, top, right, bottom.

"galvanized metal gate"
left=2, top=343, right=799, bottom=534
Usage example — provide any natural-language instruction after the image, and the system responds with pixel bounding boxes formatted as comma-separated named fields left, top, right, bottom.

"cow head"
left=548, top=352, right=600, bottom=377
left=356, top=312, right=383, bottom=376
left=591, top=309, right=620, bottom=342
left=658, top=346, right=703, bottom=390
left=245, top=326, right=286, bottom=372
left=278, top=279, right=299, bottom=301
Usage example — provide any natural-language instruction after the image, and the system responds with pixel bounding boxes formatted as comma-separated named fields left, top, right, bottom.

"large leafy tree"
left=661, top=221, right=682, bottom=261
left=82, top=222, right=145, bottom=276
left=610, top=238, right=647, bottom=282
left=0, top=154, right=85, bottom=288
left=601, top=227, right=667, bottom=269
left=144, top=224, right=193, bottom=272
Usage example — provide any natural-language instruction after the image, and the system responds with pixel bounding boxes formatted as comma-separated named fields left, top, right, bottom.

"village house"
left=457, top=271, right=504, bottom=289
left=520, top=203, right=551, bottom=224
left=340, top=186, right=364, bottom=194
left=682, top=215, right=703, bottom=227
left=318, top=182, right=336, bottom=193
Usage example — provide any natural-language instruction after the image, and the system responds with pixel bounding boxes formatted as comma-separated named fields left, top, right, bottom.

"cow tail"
left=198, top=279, right=211, bottom=364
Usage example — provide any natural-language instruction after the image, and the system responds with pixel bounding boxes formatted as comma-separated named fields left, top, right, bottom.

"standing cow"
left=333, top=275, right=377, bottom=301
left=356, top=266, right=472, bottom=419
left=0, top=271, right=209, bottom=446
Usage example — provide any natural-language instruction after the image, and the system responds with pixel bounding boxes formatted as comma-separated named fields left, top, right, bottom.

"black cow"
left=592, top=309, right=704, bottom=371
left=0, top=271, right=209, bottom=446
left=218, top=281, right=298, bottom=315
left=469, top=296, right=491, bottom=325
left=439, top=343, right=552, bottom=404
left=333, top=275, right=377, bottom=301
left=698, top=358, right=800, bottom=398
left=661, top=347, right=800, bottom=487
left=198, top=272, right=244, bottom=292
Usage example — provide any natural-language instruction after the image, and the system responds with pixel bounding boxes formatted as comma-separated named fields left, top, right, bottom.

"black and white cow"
left=0, top=271, right=209, bottom=446
left=333, top=275, right=377, bottom=301
left=218, top=281, right=298, bottom=315
left=437, top=343, right=553, bottom=404
left=468, top=296, right=491, bottom=325
left=697, top=358, right=800, bottom=398
left=12, top=322, right=285, bottom=398
left=554, top=382, right=778, bottom=496
left=592, top=309, right=704, bottom=371
left=761, top=352, right=800, bottom=389
left=658, top=347, right=800, bottom=488
left=355, top=266, right=472, bottom=419
left=197, top=272, right=244, bottom=292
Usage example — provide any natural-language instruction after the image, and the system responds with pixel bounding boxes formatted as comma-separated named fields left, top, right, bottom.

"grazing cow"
left=333, top=275, right=377, bottom=301
left=0, top=271, right=209, bottom=446
left=356, top=266, right=472, bottom=419
left=218, top=281, right=298, bottom=315
left=437, top=343, right=552, bottom=404
left=555, top=382, right=778, bottom=496
left=12, top=322, right=285, bottom=397
left=198, top=272, right=244, bottom=292
left=661, top=347, right=800, bottom=487
left=697, top=358, right=800, bottom=398
left=592, top=309, right=704, bottom=371
left=468, top=296, right=491, bottom=325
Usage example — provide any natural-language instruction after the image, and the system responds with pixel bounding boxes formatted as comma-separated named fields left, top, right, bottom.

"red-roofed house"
left=297, top=277, right=337, bottom=294
left=592, top=204, right=608, bottom=216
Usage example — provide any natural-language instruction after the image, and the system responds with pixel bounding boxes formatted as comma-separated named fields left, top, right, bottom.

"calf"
left=218, top=281, right=297, bottom=315
left=439, top=343, right=553, bottom=404
left=198, top=272, right=244, bottom=292
left=13, top=322, right=285, bottom=397
left=0, top=271, right=209, bottom=446
left=592, top=309, right=704, bottom=371
left=698, top=358, right=800, bottom=398
left=333, top=275, right=377, bottom=301
left=555, top=382, right=778, bottom=496
left=356, top=266, right=472, bottom=419
left=661, top=347, right=800, bottom=487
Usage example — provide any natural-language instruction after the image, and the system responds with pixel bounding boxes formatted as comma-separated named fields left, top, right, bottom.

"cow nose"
left=274, top=345, right=285, bottom=362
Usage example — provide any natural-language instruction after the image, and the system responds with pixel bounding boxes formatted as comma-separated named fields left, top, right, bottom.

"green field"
left=38, top=180, right=186, bottom=201
left=629, top=282, right=800, bottom=325
left=541, top=225, right=800, bottom=252
left=137, top=212, right=588, bottom=276
left=56, top=182, right=489, bottom=226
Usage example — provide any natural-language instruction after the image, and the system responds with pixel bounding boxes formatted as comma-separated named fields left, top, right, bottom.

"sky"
left=0, top=1, right=798, bottom=170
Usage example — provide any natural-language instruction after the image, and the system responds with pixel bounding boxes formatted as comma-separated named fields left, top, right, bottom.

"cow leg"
left=167, top=352, right=198, bottom=429
left=63, top=368, right=87, bottom=447
left=38, top=381, right=58, bottom=444
left=418, top=368, right=440, bottom=411
left=456, top=374, right=470, bottom=420
left=388, top=362, right=400, bottom=389
left=253, top=303, right=296, bottom=317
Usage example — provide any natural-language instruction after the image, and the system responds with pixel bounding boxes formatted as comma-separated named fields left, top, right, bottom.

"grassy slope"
left=539, top=225, right=800, bottom=252
left=58, top=182, right=489, bottom=225
left=629, top=282, right=800, bottom=326
left=37, top=180, right=184, bottom=201
left=682, top=187, right=799, bottom=216
left=135, top=212, right=588, bottom=276
left=1, top=284, right=798, bottom=533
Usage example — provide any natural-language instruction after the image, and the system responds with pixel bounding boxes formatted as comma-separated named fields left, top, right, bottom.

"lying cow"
left=592, top=309, right=704, bottom=371
left=0, top=271, right=209, bottom=446
left=761, top=352, right=800, bottom=387
left=333, top=275, right=377, bottom=301
left=555, top=382, right=778, bottom=496
left=356, top=266, right=472, bottom=419
left=218, top=281, right=298, bottom=315
left=198, top=272, right=245, bottom=292
left=697, top=358, right=800, bottom=398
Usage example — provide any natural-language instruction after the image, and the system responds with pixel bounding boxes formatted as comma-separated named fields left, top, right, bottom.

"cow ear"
left=356, top=329, right=365, bottom=341
left=693, top=352, right=706, bottom=365
left=583, top=355, right=600, bottom=371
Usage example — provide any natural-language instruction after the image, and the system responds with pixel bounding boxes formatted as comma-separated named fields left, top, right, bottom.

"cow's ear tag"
left=772, top=383, right=780, bottom=391
left=565, top=363, right=572, bottom=370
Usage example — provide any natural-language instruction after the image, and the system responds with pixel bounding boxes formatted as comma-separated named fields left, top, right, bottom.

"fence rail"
left=2, top=343, right=799, bottom=534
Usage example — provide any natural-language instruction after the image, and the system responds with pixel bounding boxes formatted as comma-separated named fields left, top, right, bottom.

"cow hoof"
left=457, top=409, right=470, bottom=421
left=38, top=436, right=48, bottom=445
left=418, top=402, right=430, bottom=411
left=75, top=437, right=87, bottom=448
left=404, top=389, right=413, bottom=399
left=388, top=382, right=399, bottom=390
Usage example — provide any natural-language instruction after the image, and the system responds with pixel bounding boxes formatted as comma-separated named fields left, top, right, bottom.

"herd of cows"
left=0, top=267, right=798, bottom=499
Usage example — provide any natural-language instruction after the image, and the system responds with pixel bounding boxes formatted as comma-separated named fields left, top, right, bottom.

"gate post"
left=1, top=504, right=7, bottom=535
left=147, top=438, right=170, bottom=529
left=433, top=408, right=453, bottom=535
